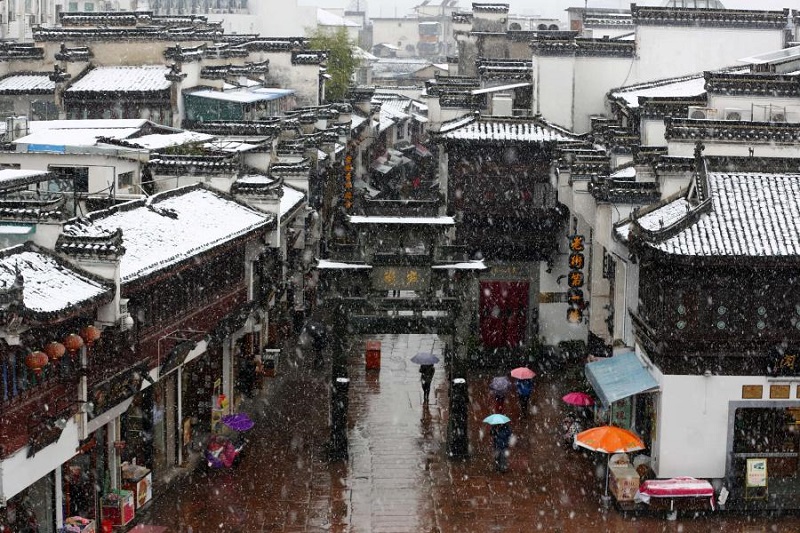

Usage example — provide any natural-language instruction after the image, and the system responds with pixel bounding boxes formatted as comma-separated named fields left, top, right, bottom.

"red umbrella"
left=562, top=391, right=595, bottom=407
left=510, top=367, right=536, bottom=380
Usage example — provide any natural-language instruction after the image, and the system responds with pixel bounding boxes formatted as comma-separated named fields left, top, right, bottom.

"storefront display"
left=121, top=463, right=153, bottom=509
left=62, top=516, right=96, bottom=533
left=100, top=490, right=134, bottom=527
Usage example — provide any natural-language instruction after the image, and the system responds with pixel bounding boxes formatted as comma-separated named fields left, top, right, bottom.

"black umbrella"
left=303, top=320, right=328, bottom=350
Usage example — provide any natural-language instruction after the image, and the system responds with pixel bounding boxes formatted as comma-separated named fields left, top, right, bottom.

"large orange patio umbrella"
left=574, top=425, right=645, bottom=506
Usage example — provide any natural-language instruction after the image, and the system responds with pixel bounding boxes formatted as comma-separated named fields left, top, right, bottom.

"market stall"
left=635, top=477, right=716, bottom=516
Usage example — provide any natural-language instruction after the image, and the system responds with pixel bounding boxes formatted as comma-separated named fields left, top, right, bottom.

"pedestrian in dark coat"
left=420, top=364, right=435, bottom=404
left=493, top=391, right=506, bottom=414
left=491, top=422, right=512, bottom=472
left=516, top=378, right=533, bottom=417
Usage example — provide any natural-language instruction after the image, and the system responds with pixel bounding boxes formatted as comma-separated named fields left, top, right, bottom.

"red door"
left=479, top=281, right=529, bottom=349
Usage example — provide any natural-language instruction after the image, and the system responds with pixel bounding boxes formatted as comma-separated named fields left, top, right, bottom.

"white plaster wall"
left=221, top=2, right=317, bottom=37
left=634, top=26, right=784, bottom=84
left=653, top=372, right=800, bottom=479
left=0, top=152, right=142, bottom=196
left=572, top=56, right=633, bottom=134
left=641, top=118, right=667, bottom=147
left=372, top=19, right=421, bottom=57
left=1, top=417, right=79, bottom=502
left=534, top=56, right=575, bottom=131
left=570, top=178, right=596, bottom=225
left=538, top=255, right=587, bottom=345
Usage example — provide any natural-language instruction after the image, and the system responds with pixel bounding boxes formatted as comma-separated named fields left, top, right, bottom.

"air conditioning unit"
left=688, top=106, right=717, bottom=120
left=724, top=108, right=751, bottom=121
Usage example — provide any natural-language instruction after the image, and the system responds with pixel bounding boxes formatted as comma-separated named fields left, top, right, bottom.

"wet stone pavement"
left=141, top=334, right=800, bottom=532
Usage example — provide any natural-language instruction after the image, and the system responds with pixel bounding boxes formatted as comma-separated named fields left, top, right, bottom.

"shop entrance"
left=731, top=405, right=800, bottom=506
left=479, top=281, right=530, bottom=350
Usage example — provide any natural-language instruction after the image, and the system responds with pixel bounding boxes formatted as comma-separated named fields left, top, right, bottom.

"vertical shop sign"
left=343, top=153, right=354, bottom=210
left=567, top=235, right=586, bottom=323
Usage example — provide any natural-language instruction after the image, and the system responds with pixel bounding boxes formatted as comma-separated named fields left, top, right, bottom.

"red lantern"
left=44, top=341, right=66, bottom=362
left=63, top=333, right=84, bottom=353
left=79, top=325, right=101, bottom=346
left=25, top=351, right=49, bottom=376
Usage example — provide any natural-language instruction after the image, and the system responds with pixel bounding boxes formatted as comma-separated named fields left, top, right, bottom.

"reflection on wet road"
left=142, top=334, right=800, bottom=532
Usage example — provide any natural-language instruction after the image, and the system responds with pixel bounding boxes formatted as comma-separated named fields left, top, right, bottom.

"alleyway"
left=140, top=334, right=800, bottom=532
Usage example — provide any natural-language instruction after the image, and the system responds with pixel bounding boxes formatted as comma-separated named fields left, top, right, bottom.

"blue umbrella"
left=483, top=413, right=511, bottom=425
left=410, top=352, right=440, bottom=365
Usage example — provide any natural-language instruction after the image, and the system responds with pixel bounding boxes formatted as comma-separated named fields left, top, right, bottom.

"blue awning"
left=585, top=352, right=659, bottom=406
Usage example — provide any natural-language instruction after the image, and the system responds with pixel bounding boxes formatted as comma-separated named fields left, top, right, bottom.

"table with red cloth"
left=634, top=477, right=716, bottom=510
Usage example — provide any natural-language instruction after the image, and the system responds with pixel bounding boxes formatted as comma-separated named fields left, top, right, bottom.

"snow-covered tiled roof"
left=0, top=169, right=50, bottom=190
left=610, top=74, right=707, bottom=109
left=187, top=87, right=294, bottom=103
left=61, top=185, right=274, bottom=283
left=280, top=186, right=305, bottom=218
left=128, top=130, right=214, bottom=150
left=67, top=65, right=172, bottom=93
left=436, top=113, right=579, bottom=143
left=0, top=244, right=111, bottom=316
left=0, top=73, right=55, bottom=94
left=15, top=120, right=207, bottom=151
left=632, top=173, right=800, bottom=257
left=15, top=128, right=143, bottom=147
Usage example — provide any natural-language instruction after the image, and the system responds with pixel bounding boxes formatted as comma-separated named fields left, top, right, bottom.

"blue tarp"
left=585, top=352, right=659, bottom=406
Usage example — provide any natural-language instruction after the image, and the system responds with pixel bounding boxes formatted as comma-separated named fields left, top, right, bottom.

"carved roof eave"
left=705, top=72, right=800, bottom=97
left=182, top=120, right=281, bottom=137
left=56, top=227, right=126, bottom=260
left=530, top=39, right=635, bottom=58
left=589, top=180, right=661, bottom=205
left=638, top=98, right=707, bottom=119
left=32, top=27, right=224, bottom=42
left=631, top=6, right=790, bottom=29
left=665, top=118, right=800, bottom=144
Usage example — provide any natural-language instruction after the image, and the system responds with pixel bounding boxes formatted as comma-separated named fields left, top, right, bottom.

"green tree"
left=308, top=26, right=360, bottom=102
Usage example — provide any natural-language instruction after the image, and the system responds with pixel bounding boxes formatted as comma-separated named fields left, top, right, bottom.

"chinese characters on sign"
left=372, top=266, right=430, bottom=291
left=343, top=153, right=354, bottom=210
left=770, top=346, right=799, bottom=377
left=567, top=235, right=586, bottom=323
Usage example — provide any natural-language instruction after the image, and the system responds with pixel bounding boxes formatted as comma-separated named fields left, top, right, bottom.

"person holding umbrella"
left=510, top=367, right=536, bottom=418
left=489, top=376, right=512, bottom=414
left=411, top=352, right=439, bottom=405
left=484, top=414, right=513, bottom=473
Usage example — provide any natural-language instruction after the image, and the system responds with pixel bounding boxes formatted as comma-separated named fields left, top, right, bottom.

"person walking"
left=493, top=390, right=506, bottom=414
left=420, top=364, right=435, bottom=404
left=491, top=422, right=512, bottom=473
left=516, top=378, right=533, bottom=417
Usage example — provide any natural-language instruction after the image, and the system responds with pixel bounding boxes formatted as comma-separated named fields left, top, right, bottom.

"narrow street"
left=140, top=334, right=800, bottom=532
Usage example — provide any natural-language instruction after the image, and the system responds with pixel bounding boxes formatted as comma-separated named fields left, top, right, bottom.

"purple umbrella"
left=221, top=413, right=254, bottom=432
left=489, top=376, right=512, bottom=394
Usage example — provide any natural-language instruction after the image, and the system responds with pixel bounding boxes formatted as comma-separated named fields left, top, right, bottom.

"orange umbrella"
left=574, top=425, right=645, bottom=454
left=574, top=425, right=645, bottom=506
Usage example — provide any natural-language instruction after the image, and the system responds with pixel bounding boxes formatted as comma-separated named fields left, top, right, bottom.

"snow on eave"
left=431, top=259, right=487, bottom=270
left=316, top=259, right=373, bottom=269
left=347, top=215, right=455, bottom=225
left=280, top=184, right=306, bottom=220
